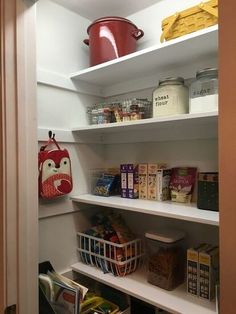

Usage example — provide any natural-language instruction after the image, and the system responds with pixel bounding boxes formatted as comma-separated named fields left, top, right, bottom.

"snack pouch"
left=169, top=167, right=197, bottom=203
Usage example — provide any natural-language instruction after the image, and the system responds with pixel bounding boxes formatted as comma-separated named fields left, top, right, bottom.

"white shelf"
left=72, top=112, right=218, bottom=143
left=70, top=26, right=218, bottom=95
left=71, top=194, right=219, bottom=226
left=71, top=262, right=216, bottom=314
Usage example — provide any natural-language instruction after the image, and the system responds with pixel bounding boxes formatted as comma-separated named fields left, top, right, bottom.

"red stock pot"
left=83, top=16, right=144, bottom=66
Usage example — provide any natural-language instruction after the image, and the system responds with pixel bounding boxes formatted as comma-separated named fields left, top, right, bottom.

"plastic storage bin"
left=80, top=296, right=119, bottom=314
left=145, top=230, right=185, bottom=290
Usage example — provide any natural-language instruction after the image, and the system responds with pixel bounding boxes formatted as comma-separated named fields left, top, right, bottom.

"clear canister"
left=145, top=229, right=185, bottom=291
left=189, top=68, right=218, bottom=114
left=153, top=77, right=189, bottom=117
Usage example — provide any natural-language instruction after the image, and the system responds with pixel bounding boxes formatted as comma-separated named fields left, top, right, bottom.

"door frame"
left=0, top=0, right=38, bottom=313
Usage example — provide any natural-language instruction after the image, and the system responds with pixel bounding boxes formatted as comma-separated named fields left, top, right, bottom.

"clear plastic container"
left=190, top=68, right=218, bottom=114
left=145, top=229, right=185, bottom=290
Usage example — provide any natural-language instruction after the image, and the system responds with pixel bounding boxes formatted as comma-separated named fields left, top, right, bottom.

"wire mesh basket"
left=77, top=232, right=142, bottom=277
left=87, top=98, right=152, bottom=125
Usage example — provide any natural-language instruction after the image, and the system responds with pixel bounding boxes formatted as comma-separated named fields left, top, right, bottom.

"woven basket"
left=160, top=0, right=218, bottom=43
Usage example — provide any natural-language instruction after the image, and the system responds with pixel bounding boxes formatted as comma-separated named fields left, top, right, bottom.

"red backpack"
left=38, top=132, right=73, bottom=199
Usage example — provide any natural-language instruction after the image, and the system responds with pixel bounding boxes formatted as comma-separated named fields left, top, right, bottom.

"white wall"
left=37, top=0, right=105, bottom=272
left=128, top=0, right=210, bottom=50
left=37, top=0, right=91, bottom=73
left=37, top=84, right=103, bottom=129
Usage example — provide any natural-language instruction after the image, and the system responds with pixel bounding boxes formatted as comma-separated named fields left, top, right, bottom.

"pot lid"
left=87, top=16, right=138, bottom=33
left=145, top=229, right=186, bottom=243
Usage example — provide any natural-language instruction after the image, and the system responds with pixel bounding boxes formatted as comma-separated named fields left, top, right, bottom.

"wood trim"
left=16, top=1, right=38, bottom=313
left=219, top=1, right=236, bottom=313
left=1, top=1, right=19, bottom=309
left=0, top=1, right=6, bottom=313
left=0, top=0, right=38, bottom=313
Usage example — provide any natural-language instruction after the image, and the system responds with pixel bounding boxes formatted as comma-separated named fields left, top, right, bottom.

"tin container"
left=190, top=68, right=218, bottom=113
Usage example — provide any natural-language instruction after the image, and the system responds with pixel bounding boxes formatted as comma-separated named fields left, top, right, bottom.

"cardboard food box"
left=197, top=172, right=219, bottom=211
left=157, top=169, right=172, bottom=201
left=120, top=164, right=128, bottom=198
left=199, top=246, right=219, bottom=300
left=187, top=243, right=212, bottom=297
left=148, top=164, right=158, bottom=200
left=187, top=247, right=199, bottom=296
left=138, top=163, right=148, bottom=199
left=127, top=164, right=139, bottom=199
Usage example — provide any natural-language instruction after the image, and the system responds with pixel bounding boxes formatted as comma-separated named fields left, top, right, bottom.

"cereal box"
left=148, top=164, right=158, bottom=200
left=139, top=164, right=148, bottom=199
left=157, top=169, right=171, bottom=201
left=120, top=164, right=128, bottom=198
left=127, top=164, right=139, bottom=199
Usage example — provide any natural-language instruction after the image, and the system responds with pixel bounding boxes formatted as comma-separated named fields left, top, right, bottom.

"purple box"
left=127, top=164, right=139, bottom=199
left=120, top=164, right=128, bottom=198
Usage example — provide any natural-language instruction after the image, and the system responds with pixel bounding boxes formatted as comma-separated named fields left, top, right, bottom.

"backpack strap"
left=40, top=131, right=61, bottom=151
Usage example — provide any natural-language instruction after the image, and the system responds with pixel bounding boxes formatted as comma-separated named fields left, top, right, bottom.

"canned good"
left=153, top=77, right=189, bottom=117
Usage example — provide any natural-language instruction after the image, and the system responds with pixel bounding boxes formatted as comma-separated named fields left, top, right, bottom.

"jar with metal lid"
left=153, top=77, right=189, bottom=117
left=130, top=104, right=140, bottom=120
left=189, top=68, right=218, bottom=114
left=145, top=229, right=186, bottom=291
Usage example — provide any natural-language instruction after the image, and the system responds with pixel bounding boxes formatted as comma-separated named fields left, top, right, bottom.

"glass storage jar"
left=189, top=68, right=218, bottom=114
left=153, top=77, right=189, bottom=117
left=145, top=229, right=185, bottom=291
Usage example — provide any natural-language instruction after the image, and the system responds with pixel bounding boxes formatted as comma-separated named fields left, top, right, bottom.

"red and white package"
left=169, top=167, right=197, bottom=203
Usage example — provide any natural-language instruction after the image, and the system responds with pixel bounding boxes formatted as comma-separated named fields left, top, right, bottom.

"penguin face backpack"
left=38, top=132, right=73, bottom=199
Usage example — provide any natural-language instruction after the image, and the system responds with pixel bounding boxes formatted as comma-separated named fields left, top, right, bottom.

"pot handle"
left=132, top=29, right=144, bottom=40
left=83, top=39, right=89, bottom=46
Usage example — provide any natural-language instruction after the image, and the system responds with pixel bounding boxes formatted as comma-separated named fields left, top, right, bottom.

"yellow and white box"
left=148, top=164, right=158, bottom=200
left=187, top=243, right=211, bottom=297
left=139, top=164, right=148, bottom=199
left=199, top=246, right=219, bottom=300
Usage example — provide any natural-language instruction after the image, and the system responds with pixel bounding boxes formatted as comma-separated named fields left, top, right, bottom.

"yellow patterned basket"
left=160, top=0, right=218, bottom=43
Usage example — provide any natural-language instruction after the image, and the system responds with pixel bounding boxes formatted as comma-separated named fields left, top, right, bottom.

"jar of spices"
left=153, top=77, right=189, bottom=117
left=122, top=112, right=130, bottom=122
left=130, top=104, right=140, bottom=120
left=145, top=229, right=185, bottom=291
left=97, top=107, right=111, bottom=124
left=91, top=107, right=99, bottom=124
left=189, top=68, right=218, bottom=114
